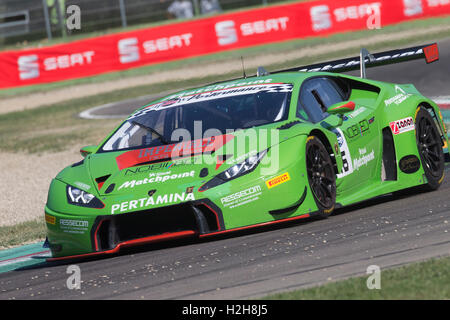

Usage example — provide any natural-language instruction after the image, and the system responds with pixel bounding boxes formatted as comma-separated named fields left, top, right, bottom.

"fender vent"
left=382, top=127, right=397, bottom=181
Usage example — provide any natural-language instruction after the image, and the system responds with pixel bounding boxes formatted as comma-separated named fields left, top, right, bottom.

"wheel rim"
left=417, top=116, right=442, bottom=176
left=306, top=144, right=335, bottom=208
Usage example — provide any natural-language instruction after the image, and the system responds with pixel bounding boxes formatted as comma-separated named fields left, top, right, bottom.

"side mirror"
left=80, top=145, right=97, bottom=158
left=327, top=101, right=356, bottom=115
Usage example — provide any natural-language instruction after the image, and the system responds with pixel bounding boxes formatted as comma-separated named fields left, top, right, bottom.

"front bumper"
left=45, top=199, right=225, bottom=259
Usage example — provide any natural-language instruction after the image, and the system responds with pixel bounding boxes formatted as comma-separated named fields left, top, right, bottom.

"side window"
left=297, top=77, right=346, bottom=123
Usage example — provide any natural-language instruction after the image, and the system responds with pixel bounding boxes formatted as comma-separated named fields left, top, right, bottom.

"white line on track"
left=0, top=250, right=50, bottom=269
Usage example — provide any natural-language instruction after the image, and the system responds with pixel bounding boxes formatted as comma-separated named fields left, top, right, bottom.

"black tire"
left=415, top=106, right=445, bottom=191
left=305, top=136, right=336, bottom=219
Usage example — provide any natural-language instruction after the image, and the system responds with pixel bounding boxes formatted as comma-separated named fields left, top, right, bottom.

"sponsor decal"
left=240, top=17, right=289, bottom=36
left=215, top=20, right=238, bottom=46
left=215, top=17, right=289, bottom=47
left=310, top=3, right=382, bottom=31
left=17, top=51, right=95, bottom=81
left=118, top=34, right=193, bottom=64
left=311, top=5, right=332, bottom=31
left=384, top=85, right=412, bottom=106
left=143, top=33, right=193, bottom=54
left=45, top=213, right=56, bottom=225
left=353, top=148, right=375, bottom=171
left=227, top=150, right=258, bottom=165
left=266, top=172, right=291, bottom=189
left=220, top=185, right=262, bottom=209
left=399, top=155, right=420, bottom=173
left=118, top=170, right=195, bottom=190
left=335, top=128, right=354, bottom=178
left=59, top=219, right=89, bottom=234
left=334, top=142, right=339, bottom=154
left=334, top=3, right=382, bottom=23
left=18, top=55, right=39, bottom=80
left=74, top=181, right=91, bottom=191
left=128, top=83, right=293, bottom=119
left=43, top=51, right=95, bottom=71
left=118, top=37, right=140, bottom=64
left=389, top=116, right=415, bottom=135
left=111, top=192, right=195, bottom=214
left=403, top=0, right=423, bottom=16
left=124, top=161, right=179, bottom=175
left=165, top=79, right=275, bottom=101
left=116, top=134, right=234, bottom=170
left=344, top=118, right=372, bottom=139
left=347, top=106, right=366, bottom=119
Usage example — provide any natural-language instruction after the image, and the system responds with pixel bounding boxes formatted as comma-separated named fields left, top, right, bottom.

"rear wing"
left=267, top=43, right=439, bottom=79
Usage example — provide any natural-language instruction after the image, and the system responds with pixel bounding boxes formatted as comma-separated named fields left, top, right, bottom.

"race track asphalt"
left=1, top=38, right=449, bottom=300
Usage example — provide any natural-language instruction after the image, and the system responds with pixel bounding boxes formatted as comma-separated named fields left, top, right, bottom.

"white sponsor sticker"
left=389, top=116, right=415, bottom=135
left=18, top=55, right=39, bottom=80
left=128, top=83, right=293, bottom=120
left=384, top=86, right=412, bottom=106
left=220, top=185, right=262, bottom=209
left=335, top=128, right=354, bottom=178
left=111, top=192, right=195, bottom=214
left=353, top=148, right=375, bottom=171
left=118, top=170, right=195, bottom=190
left=60, top=219, right=89, bottom=234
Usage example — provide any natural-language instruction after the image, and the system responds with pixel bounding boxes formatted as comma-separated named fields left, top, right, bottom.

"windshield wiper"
left=131, top=120, right=171, bottom=145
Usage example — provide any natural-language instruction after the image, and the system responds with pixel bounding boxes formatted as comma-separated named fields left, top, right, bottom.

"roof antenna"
left=240, top=56, right=247, bottom=79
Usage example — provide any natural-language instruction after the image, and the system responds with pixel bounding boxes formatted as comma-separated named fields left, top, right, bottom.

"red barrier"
left=0, top=0, right=449, bottom=89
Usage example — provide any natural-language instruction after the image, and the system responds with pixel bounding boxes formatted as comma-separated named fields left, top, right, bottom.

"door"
left=297, top=76, right=381, bottom=191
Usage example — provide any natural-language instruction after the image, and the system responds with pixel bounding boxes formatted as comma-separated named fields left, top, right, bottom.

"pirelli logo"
left=45, top=213, right=56, bottom=225
left=266, top=172, right=290, bottom=189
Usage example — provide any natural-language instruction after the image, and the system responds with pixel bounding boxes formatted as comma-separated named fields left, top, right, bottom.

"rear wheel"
left=415, top=106, right=445, bottom=190
left=305, top=136, right=336, bottom=218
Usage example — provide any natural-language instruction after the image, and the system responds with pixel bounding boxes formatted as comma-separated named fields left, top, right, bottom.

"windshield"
left=101, top=83, right=293, bottom=152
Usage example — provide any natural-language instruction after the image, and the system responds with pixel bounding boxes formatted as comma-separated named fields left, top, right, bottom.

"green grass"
left=264, top=256, right=450, bottom=299
left=1, top=15, right=450, bottom=99
left=0, top=92, right=121, bottom=154
left=0, top=219, right=46, bottom=249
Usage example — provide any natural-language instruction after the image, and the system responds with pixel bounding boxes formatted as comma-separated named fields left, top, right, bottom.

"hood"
left=57, top=121, right=312, bottom=198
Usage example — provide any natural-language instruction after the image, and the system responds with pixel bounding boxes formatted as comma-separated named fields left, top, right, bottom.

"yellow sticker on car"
left=266, top=172, right=290, bottom=189
left=45, top=213, right=56, bottom=225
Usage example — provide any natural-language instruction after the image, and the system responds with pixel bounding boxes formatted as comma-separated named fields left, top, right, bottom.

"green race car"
left=45, top=43, right=449, bottom=259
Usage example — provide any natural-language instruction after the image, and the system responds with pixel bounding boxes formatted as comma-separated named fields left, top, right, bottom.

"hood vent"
left=95, top=175, right=111, bottom=190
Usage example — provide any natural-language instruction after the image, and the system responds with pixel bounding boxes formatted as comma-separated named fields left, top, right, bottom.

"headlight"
left=66, top=185, right=104, bottom=208
left=199, top=149, right=267, bottom=192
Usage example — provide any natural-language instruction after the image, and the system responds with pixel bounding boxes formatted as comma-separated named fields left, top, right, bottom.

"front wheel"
left=415, top=106, right=445, bottom=191
left=305, top=136, right=336, bottom=219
